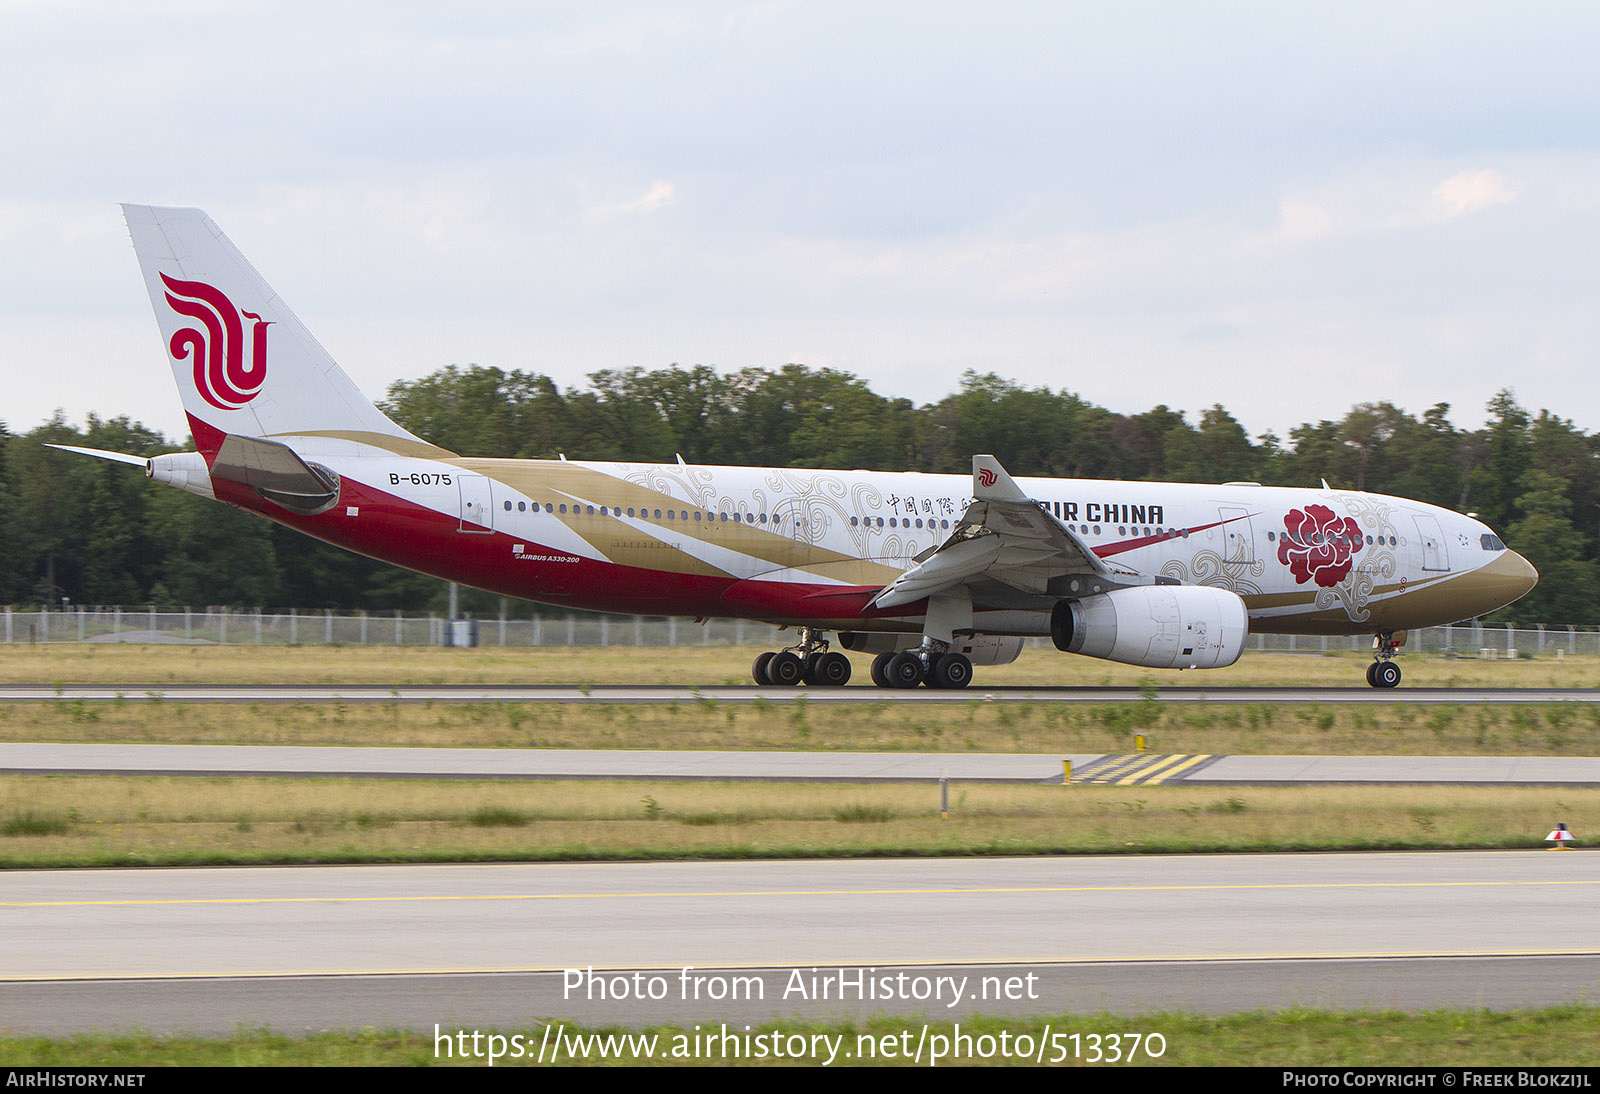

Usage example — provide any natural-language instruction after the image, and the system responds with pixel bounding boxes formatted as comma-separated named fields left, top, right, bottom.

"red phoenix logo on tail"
left=160, top=273, right=271, bottom=411
left=978, top=467, right=997, bottom=488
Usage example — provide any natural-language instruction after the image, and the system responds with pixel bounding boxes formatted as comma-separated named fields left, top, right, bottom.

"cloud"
left=1276, top=200, right=1337, bottom=242
left=1272, top=166, right=1520, bottom=242
left=1428, top=168, right=1517, bottom=220
left=584, top=180, right=678, bottom=223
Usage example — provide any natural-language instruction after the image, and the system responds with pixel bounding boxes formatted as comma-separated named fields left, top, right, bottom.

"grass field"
left=3, top=688, right=1598, bottom=757
left=2, top=642, right=1597, bottom=689
left=1, top=776, right=1594, bottom=867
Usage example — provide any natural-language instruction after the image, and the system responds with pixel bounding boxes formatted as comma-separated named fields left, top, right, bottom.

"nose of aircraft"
left=1461, top=549, right=1538, bottom=615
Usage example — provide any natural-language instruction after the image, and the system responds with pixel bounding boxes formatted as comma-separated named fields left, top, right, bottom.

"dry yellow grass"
left=9, top=687, right=1600, bottom=754
left=1, top=642, right=1595, bottom=689
left=1, top=775, right=1593, bottom=866
left=2, top=690, right=1598, bottom=756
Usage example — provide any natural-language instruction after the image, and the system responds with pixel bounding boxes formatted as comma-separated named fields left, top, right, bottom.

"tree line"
left=1, top=366, right=1594, bottom=623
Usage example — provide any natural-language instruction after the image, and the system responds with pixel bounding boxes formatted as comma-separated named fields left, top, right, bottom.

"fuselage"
left=114, top=203, right=1537, bottom=665
left=192, top=427, right=1537, bottom=640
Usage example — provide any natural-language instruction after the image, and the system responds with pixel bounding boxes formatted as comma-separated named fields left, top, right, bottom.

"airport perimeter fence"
left=0, top=606, right=1595, bottom=659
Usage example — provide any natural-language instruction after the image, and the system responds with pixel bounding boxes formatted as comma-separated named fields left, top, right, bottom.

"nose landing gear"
left=1366, top=632, right=1402, bottom=688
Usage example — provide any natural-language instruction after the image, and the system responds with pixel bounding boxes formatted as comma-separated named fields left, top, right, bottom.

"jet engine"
left=1051, top=585, right=1248, bottom=670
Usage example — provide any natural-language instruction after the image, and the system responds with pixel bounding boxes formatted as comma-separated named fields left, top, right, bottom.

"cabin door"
left=1413, top=514, right=1450, bottom=571
left=457, top=474, right=495, bottom=534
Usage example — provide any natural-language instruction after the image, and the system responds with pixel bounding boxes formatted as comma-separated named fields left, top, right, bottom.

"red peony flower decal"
left=1279, top=505, right=1363, bottom=587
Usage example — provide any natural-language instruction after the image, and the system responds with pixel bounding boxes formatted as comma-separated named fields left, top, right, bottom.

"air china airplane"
left=55, top=205, right=1538, bottom=690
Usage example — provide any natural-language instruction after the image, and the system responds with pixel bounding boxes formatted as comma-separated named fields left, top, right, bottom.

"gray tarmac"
left=3, top=853, right=1598, bottom=1034
left=6, top=742, right=1600, bottom=784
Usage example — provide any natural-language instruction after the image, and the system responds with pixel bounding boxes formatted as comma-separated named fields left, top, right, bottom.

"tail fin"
left=121, top=204, right=442, bottom=457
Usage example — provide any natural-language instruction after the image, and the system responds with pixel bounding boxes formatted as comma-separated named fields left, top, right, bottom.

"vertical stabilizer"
left=121, top=204, right=434, bottom=454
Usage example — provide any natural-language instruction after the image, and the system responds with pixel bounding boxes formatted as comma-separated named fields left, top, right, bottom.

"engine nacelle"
left=1051, top=585, right=1248, bottom=670
left=948, top=634, right=1024, bottom=667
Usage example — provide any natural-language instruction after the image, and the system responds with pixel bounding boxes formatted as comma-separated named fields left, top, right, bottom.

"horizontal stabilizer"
left=44, top=444, right=149, bottom=468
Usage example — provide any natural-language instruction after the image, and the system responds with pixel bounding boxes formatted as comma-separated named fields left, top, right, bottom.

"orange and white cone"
left=1545, top=823, right=1576, bottom=849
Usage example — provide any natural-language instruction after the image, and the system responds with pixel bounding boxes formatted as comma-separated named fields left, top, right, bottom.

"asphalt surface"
left=4, top=852, right=1597, bottom=1034
left=6, top=742, right=1600, bottom=784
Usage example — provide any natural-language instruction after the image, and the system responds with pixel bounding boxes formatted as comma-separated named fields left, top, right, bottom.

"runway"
left=1, top=684, right=1595, bottom=704
left=5, top=742, right=1600, bottom=784
left=3, top=852, right=1598, bottom=1034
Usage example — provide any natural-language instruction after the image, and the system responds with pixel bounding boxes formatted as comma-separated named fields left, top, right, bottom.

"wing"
left=873, top=455, right=1127, bottom=609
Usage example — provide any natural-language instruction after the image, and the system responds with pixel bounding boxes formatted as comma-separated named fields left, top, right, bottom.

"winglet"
left=972, top=454, right=1028, bottom=502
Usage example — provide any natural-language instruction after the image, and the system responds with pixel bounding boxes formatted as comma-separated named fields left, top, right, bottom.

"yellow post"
left=1063, top=759, right=1072, bottom=784
left=1135, top=734, right=1146, bottom=752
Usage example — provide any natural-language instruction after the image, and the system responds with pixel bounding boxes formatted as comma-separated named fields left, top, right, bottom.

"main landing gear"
left=1366, top=631, right=1402, bottom=689
left=868, top=647, right=973, bottom=690
left=751, top=627, right=852, bottom=687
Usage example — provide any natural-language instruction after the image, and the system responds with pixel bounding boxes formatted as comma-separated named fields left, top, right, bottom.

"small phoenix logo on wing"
left=160, top=273, right=271, bottom=411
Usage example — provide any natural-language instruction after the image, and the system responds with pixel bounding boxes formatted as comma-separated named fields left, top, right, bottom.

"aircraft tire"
left=887, top=652, right=924, bottom=689
left=1374, top=661, right=1402, bottom=688
left=870, top=652, right=895, bottom=688
left=931, top=652, right=973, bottom=689
left=753, top=652, right=775, bottom=686
left=766, top=651, right=804, bottom=686
left=811, top=651, right=852, bottom=687
left=1364, top=662, right=1379, bottom=687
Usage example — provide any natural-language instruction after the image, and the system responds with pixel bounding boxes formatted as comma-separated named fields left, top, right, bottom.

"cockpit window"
left=1480, top=533, right=1505, bottom=551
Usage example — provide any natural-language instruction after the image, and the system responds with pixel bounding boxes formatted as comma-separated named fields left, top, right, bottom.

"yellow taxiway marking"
left=1115, top=753, right=1213, bottom=785
left=1073, top=753, right=1213, bottom=784
left=1140, top=753, right=1215, bottom=784
left=8, top=874, right=1600, bottom=909
left=1076, top=753, right=1166, bottom=783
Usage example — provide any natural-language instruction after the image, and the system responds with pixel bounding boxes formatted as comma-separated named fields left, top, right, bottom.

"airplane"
left=52, top=204, right=1539, bottom=690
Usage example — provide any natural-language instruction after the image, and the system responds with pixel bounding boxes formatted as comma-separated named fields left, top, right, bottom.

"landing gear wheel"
left=765, top=650, right=804, bottom=686
left=1365, top=661, right=1379, bottom=687
left=810, top=651, right=852, bottom=687
left=930, top=652, right=973, bottom=689
left=753, top=652, right=775, bottom=686
left=870, top=651, right=895, bottom=688
left=886, top=651, right=925, bottom=689
left=1373, top=661, right=1401, bottom=689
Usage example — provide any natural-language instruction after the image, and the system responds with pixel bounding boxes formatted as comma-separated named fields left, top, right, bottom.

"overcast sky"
left=4, top=1, right=1598, bottom=447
